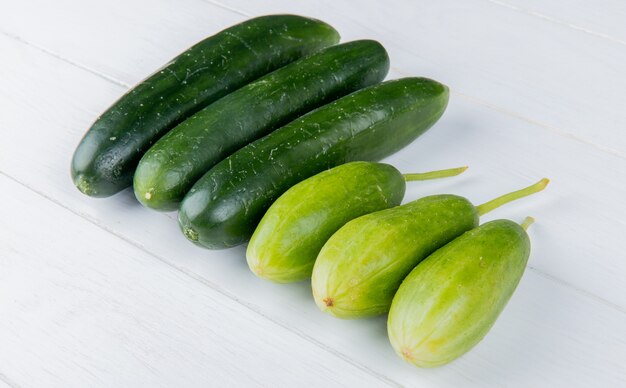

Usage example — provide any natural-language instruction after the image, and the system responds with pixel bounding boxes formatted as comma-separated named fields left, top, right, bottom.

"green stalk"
left=521, top=216, right=535, bottom=231
left=403, top=166, right=468, bottom=182
left=476, top=178, right=549, bottom=216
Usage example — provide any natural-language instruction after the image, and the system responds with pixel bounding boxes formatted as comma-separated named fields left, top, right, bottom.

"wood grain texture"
left=492, top=0, right=626, bottom=44
left=1, top=0, right=625, bottom=386
left=0, top=174, right=387, bottom=388
left=213, top=0, right=626, bottom=157
left=4, top=0, right=626, bottom=155
left=0, top=375, right=17, bottom=388
left=0, top=0, right=242, bottom=86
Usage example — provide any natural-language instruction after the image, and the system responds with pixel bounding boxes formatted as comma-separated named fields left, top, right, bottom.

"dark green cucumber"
left=246, top=162, right=466, bottom=283
left=71, top=15, right=339, bottom=197
left=388, top=218, right=534, bottom=367
left=178, top=77, right=450, bottom=249
left=133, top=40, right=389, bottom=211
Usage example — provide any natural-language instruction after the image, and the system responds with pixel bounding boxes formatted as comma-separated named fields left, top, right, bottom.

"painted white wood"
left=1, top=0, right=626, bottom=386
left=0, top=0, right=243, bottom=86
left=3, top=0, right=626, bottom=154
left=0, top=377, right=15, bottom=388
left=492, top=0, right=626, bottom=44
left=0, top=174, right=387, bottom=388
left=212, top=0, right=626, bottom=156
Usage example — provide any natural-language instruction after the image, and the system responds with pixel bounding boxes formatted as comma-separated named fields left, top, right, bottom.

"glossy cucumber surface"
left=247, top=162, right=405, bottom=283
left=71, top=15, right=340, bottom=197
left=179, top=77, right=450, bottom=249
left=134, top=40, right=389, bottom=210
left=388, top=219, right=531, bottom=367
left=312, top=195, right=478, bottom=318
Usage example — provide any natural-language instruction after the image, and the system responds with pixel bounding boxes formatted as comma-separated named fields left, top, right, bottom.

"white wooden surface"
left=1, top=1, right=625, bottom=386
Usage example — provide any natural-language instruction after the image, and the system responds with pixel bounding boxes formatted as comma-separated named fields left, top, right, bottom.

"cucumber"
left=388, top=218, right=534, bottom=367
left=178, top=77, right=450, bottom=249
left=246, top=162, right=467, bottom=283
left=133, top=40, right=390, bottom=211
left=71, top=15, right=340, bottom=197
left=311, top=179, right=548, bottom=319
left=313, top=194, right=478, bottom=318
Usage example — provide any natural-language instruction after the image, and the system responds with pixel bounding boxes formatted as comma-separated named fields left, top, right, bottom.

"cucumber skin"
left=312, top=195, right=478, bottom=319
left=388, top=220, right=530, bottom=367
left=247, top=162, right=405, bottom=283
left=71, top=15, right=340, bottom=197
left=133, top=40, right=390, bottom=211
left=179, top=77, right=450, bottom=249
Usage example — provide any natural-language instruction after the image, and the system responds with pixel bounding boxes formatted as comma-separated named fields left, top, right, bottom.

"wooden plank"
left=209, top=0, right=626, bottom=155
left=491, top=0, right=626, bottom=44
left=0, top=376, right=16, bottom=388
left=1, top=28, right=626, bottom=386
left=0, top=174, right=388, bottom=388
left=0, top=0, right=243, bottom=85
left=2, top=0, right=626, bottom=154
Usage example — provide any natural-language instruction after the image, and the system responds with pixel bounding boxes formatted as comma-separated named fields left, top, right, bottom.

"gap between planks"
left=1, top=18, right=625, bottom=317
left=202, top=0, right=249, bottom=17
left=0, top=170, right=402, bottom=388
left=0, top=29, right=129, bottom=88
left=203, top=0, right=626, bottom=161
left=204, top=0, right=626, bottom=50
left=4, top=18, right=625, bottom=165
left=0, top=371, right=20, bottom=388
left=484, top=0, right=626, bottom=47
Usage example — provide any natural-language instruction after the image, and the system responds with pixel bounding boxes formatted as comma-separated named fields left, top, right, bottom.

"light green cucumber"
left=247, top=162, right=467, bottom=283
left=312, top=178, right=548, bottom=318
left=388, top=217, right=535, bottom=367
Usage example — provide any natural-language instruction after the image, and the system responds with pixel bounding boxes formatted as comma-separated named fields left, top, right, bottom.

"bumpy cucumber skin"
left=179, top=77, right=450, bottom=249
left=247, top=162, right=405, bottom=283
left=134, top=40, right=390, bottom=211
left=71, top=15, right=340, bottom=197
left=388, top=220, right=530, bottom=367
left=312, top=195, right=478, bottom=319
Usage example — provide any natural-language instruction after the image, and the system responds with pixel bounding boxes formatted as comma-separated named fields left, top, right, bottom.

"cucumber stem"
left=403, top=166, right=468, bottom=181
left=521, top=216, right=535, bottom=231
left=476, top=178, right=549, bottom=216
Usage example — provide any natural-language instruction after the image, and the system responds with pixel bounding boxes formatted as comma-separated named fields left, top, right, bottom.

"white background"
left=1, top=1, right=625, bottom=387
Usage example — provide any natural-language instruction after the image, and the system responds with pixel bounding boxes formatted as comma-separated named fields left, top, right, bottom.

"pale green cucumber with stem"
left=247, top=162, right=467, bottom=283
left=71, top=15, right=340, bottom=197
left=312, top=178, right=549, bottom=319
left=134, top=40, right=390, bottom=211
left=388, top=217, right=536, bottom=367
